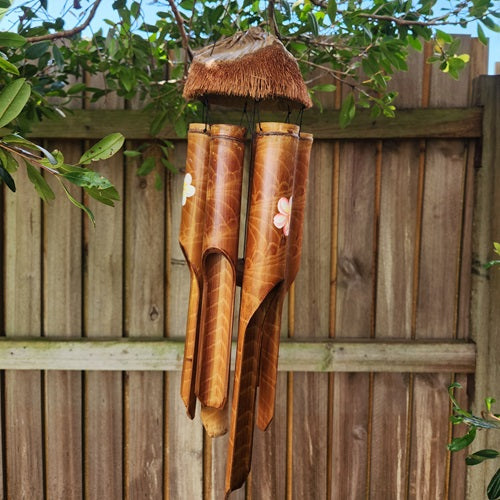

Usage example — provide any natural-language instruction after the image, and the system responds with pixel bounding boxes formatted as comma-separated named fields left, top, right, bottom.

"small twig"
left=267, top=0, right=279, bottom=38
left=355, top=12, right=451, bottom=27
left=167, top=0, right=193, bottom=74
left=0, top=142, right=59, bottom=175
left=26, top=0, right=102, bottom=43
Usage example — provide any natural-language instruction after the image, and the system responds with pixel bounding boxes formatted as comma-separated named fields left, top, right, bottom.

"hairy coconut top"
left=183, top=27, right=312, bottom=110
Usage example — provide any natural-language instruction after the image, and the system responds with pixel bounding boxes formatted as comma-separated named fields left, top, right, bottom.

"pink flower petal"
left=277, top=196, right=290, bottom=216
left=273, top=213, right=288, bottom=229
left=283, top=220, right=290, bottom=237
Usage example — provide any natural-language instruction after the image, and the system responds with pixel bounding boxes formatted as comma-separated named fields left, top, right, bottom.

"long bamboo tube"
left=256, top=132, right=313, bottom=431
left=195, top=124, right=246, bottom=421
left=179, top=123, right=211, bottom=418
left=226, top=122, right=299, bottom=495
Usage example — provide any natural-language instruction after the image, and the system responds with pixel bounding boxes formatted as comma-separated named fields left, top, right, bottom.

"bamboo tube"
left=195, top=124, right=246, bottom=420
left=179, top=123, right=211, bottom=418
left=256, top=132, right=313, bottom=431
left=226, top=123, right=299, bottom=495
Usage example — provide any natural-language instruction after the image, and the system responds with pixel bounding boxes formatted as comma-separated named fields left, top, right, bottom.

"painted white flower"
left=182, top=173, right=196, bottom=206
left=273, top=196, right=292, bottom=236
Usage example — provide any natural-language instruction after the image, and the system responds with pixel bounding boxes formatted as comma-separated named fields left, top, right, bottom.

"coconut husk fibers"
left=183, top=27, right=312, bottom=110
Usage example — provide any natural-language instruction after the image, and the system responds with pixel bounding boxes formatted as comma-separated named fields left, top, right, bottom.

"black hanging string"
left=201, top=97, right=210, bottom=132
left=285, top=104, right=292, bottom=124
left=297, top=105, right=305, bottom=134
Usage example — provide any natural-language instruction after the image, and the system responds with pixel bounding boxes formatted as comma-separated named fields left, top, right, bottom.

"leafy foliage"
left=0, top=0, right=497, bottom=132
left=448, top=383, right=500, bottom=499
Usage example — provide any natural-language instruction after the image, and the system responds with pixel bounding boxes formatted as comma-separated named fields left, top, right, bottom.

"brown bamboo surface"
left=0, top=36, right=496, bottom=500
left=195, top=124, right=246, bottom=412
left=226, top=122, right=299, bottom=494
left=179, top=123, right=211, bottom=418
left=257, top=132, right=313, bottom=431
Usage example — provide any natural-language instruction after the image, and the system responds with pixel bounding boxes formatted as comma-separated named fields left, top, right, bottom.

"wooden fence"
left=0, top=36, right=499, bottom=499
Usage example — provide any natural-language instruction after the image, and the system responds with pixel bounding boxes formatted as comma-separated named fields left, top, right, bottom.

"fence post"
left=469, top=74, right=500, bottom=499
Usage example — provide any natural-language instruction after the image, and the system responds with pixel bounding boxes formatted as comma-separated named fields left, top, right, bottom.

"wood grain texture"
left=409, top=38, right=473, bottom=499
left=468, top=75, right=500, bottom=499
left=83, top=78, right=124, bottom=500
left=331, top=140, right=378, bottom=499
left=124, top=145, right=165, bottom=500
left=292, top=140, right=333, bottom=499
left=370, top=47, right=425, bottom=499
left=4, top=165, right=44, bottom=499
left=196, top=124, right=246, bottom=410
left=43, top=140, right=83, bottom=499
left=370, top=140, right=420, bottom=499
left=0, top=338, right=476, bottom=372
left=25, top=107, right=483, bottom=140
left=167, top=140, right=204, bottom=499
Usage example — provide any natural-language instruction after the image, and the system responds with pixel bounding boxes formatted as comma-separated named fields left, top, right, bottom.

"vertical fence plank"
left=84, top=88, right=125, bottom=500
left=370, top=49, right=425, bottom=500
left=291, top=141, right=332, bottom=498
left=43, top=141, right=83, bottom=499
left=4, top=166, right=44, bottom=498
left=331, top=140, right=377, bottom=499
left=166, top=141, right=204, bottom=499
left=371, top=140, right=420, bottom=499
left=469, top=75, right=500, bottom=500
left=409, top=40, right=472, bottom=498
left=124, top=146, right=165, bottom=499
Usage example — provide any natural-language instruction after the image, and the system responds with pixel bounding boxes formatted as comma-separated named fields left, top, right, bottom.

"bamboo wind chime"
left=178, top=27, right=313, bottom=496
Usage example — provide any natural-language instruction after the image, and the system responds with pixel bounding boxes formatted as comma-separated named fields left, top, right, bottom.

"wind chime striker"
left=179, top=26, right=314, bottom=497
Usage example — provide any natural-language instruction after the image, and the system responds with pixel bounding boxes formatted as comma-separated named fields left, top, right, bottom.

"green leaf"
left=339, top=93, right=355, bottom=129
left=447, top=426, right=477, bottom=452
left=173, top=115, right=187, bottom=138
left=487, top=468, right=500, bottom=500
left=311, top=83, right=336, bottom=92
left=137, top=156, right=155, bottom=176
left=62, top=168, right=117, bottom=193
left=0, top=32, right=26, bottom=48
left=150, top=110, right=169, bottom=136
left=481, top=17, right=500, bottom=33
left=477, top=23, right=488, bottom=46
left=466, top=449, right=499, bottom=466
left=486, top=397, right=496, bottom=412
left=60, top=181, right=95, bottom=226
left=0, top=163, right=15, bottom=191
left=154, top=171, right=162, bottom=190
left=408, top=36, right=422, bottom=52
left=85, top=186, right=119, bottom=206
left=79, top=133, right=124, bottom=164
left=66, top=82, right=86, bottom=95
left=435, top=30, right=453, bottom=44
left=26, top=162, right=55, bottom=202
left=0, top=78, right=31, bottom=128
left=494, top=242, right=500, bottom=256
left=326, top=0, right=337, bottom=24
left=123, top=150, right=142, bottom=157
left=307, top=11, right=319, bottom=36
left=0, top=147, right=17, bottom=173
left=25, top=41, right=50, bottom=59
left=0, top=57, right=19, bottom=75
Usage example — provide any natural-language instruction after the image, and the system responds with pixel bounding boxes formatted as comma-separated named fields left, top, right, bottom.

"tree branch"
left=167, top=0, right=193, bottom=61
left=25, top=0, right=102, bottom=43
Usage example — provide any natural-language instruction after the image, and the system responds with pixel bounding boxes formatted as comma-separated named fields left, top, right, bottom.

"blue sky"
left=1, top=1, right=499, bottom=73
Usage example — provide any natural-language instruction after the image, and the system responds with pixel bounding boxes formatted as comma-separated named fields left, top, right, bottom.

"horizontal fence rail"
left=0, top=338, right=476, bottom=373
left=18, top=107, right=483, bottom=140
